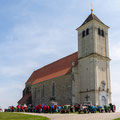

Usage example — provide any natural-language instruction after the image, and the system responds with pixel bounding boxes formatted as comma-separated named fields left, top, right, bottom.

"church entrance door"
left=101, top=96, right=106, bottom=107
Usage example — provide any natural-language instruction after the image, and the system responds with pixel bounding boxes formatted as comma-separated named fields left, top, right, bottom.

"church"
left=18, top=9, right=111, bottom=107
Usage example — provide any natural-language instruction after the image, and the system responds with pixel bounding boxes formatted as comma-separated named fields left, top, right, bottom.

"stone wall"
left=31, top=73, right=72, bottom=105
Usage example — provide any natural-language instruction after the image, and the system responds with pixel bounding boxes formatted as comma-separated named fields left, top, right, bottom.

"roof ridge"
left=34, top=51, right=78, bottom=72
left=78, top=13, right=108, bottom=28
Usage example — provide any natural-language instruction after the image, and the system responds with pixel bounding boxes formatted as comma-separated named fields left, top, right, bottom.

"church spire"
left=76, top=3, right=109, bottom=30
left=91, top=2, right=93, bottom=14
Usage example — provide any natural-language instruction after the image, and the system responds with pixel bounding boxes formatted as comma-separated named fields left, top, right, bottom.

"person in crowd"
left=11, top=106, right=14, bottom=112
left=49, top=105, right=52, bottom=113
left=35, top=105, right=38, bottom=113
left=28, top=104, right=32, bottom=112
left=80, top=104, right=83, bottom=111
left=0, top=106, right=2, bottom=112
left=46, top=105, right=49, bottom=113
left=43, top=105, right=47, bottom=113
left=70, top=105, right=74, bottom=112
left=38, top=104, right=42, bottom=113
left=31, top=105, right=34, bottom=112
left=52, top=105, right=54, bottom=113
left=17, top=105, right=20, bottom=112
left=24, top=104, right=28, bottom=112
left=20, top=105, right=23, bottom=112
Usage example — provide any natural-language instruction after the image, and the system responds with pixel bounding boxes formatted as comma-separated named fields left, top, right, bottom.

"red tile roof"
left=26, top=52, right=78, bottom=85
left=18, top=93, right=31, bottom=105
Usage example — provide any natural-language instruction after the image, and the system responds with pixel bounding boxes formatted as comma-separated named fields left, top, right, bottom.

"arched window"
left=52, top=82, right=55, bottom=97
left=34, top=88, right=37, bottom=99
left=41, top=85, right=44, bottom=98
left=86, top=29, right=89, bottom=35
left=101, top=30, right=104, bottom=37
left=98, top=28, right=101, bottom=35
left=82, top=31, right=85, bottom=38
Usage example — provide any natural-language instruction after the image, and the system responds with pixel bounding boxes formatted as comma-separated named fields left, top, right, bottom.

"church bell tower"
left=76, top=9, right=111, bottom=106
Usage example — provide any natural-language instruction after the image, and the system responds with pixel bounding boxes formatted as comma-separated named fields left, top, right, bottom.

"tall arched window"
left=86, top=29, right=89, bottom=35
left=41, top=85, right=44, bottom=98
left=34, top=88, right=37, bottom=99
left=52, top=82, right=55, bottom=97
left=82, top=31, right=85, bottom=38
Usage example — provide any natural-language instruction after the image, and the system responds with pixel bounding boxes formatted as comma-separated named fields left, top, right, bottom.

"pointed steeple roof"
left=77, top=13, right=109, bottom=30
left=82, top=13, right=105, bottom=26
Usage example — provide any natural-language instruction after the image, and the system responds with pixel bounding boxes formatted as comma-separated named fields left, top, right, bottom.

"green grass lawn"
left=114, top=119, right=120, bottom=120
left=0, top=112, right=49, bottom=120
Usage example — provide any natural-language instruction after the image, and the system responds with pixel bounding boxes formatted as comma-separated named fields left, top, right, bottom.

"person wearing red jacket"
left=35, top=105, right=38, bottom=113
left=54, top=105, right=56, bottom=112
left=38, top=104, right=42, bottom=113
left=17, top=105, right=20, bottom=112
left=46, top=105, right=49, bottom=113
left=40, top=104, right=42, bottom=113
left=43, top=105, right=47, bottom=113
left=12, top=106, right=14, bottom=112
left=43, top=105, right=45, bottom=113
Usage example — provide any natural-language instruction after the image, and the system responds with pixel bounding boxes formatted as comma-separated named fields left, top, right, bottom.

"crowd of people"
left=4, top=104, right=74, bottom=113
left=4, top=103, right=116, bottom=113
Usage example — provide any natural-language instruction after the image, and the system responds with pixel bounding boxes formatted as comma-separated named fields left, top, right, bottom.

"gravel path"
left=24, top=112, right=120, bottom=120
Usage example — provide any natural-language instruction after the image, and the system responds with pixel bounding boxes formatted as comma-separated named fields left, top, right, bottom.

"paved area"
left=24, top=112, right=120, bottom=120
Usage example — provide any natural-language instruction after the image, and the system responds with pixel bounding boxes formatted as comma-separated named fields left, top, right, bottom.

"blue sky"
left=0, top=0, right=120, bottom=111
